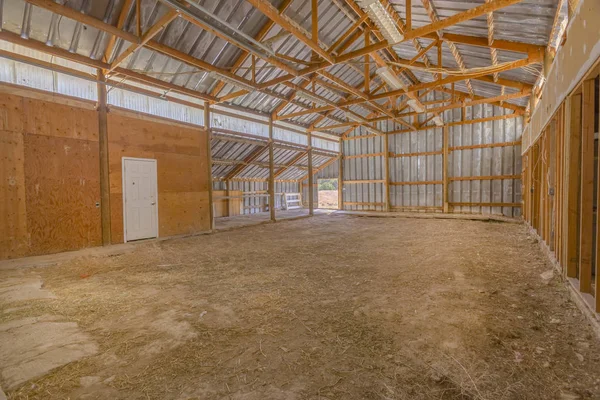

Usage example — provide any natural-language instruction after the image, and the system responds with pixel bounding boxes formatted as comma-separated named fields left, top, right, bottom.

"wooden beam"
left=103, top=0, right=134, bottom=62
left=246, top=0, right=334, bottom=63
left=429, top=32, right=544, bottom=55
left=268, top=117, right=276, bottom=222
left=403, top=0, right=523, bottom=42
left=565, top=93, right=582, bottom=278
left=210, top=0, right=294, bottom=96
left=384, top=132, right=390, bottom=211
left=107, top=9, right=179, bottom=73
left=443, top=125, right=449, bottom=212
left=579, top=79, right=594, bottom=293
left=449, top=140, right=521, bottom=151
left=448, top=175, right=521, bottom=181
left=26, top=0, right=139, bottom=44
left=339, top=143, right=344, bottom=210
left=97, top=70, right=111, bottom=245
left=0, top=30, right=219, bottom=104
left=308, top=131, right=314, bottom=215
left=205, top=102, right=215, bottom=231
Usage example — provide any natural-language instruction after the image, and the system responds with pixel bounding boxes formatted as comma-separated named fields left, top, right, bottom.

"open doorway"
left=318, top=178, right=339, bottom=209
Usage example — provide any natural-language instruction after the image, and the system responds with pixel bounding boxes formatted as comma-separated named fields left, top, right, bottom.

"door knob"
left=151, top=202, right=156, bottom=205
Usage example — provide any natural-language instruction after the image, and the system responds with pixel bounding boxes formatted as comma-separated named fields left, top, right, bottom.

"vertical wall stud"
left=579, top=80, right=594, bottom=293
left=443, top=125, right=449, bottom=213
left=268, top=117, right=276, bottom=222
left=308, top=130, right=314, bottom=216
left=384, top=133, right=390, bottom=212
left=339, top=138, right=344, bottom=210
left=97, top=70, right=111, bottom=245
left=204, top=102, right=215, bottom=231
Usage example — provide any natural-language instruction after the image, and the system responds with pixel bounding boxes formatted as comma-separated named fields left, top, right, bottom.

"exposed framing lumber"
left=204, top=102, right=215, bottom=231
left=389, top=150, right=443, bottom=158
left=245, top=0, right=334, bottom=63
left=104, top=0, right=135, bottom=63
left=344, top=152, right=385, bottom=159
left=210, top=0, right=294, bottom=97
left=390, top=180, right=443, bottom=186
left=565, top=93, right=581, bottom=278
left=107, top=9, right=180, bottom=73
left=402, top=0, right=523, bottom=41
left=448, top=175, right=521, bottom=181
left=449, top=141, right=521, bottom=151
left=307, top=131, right=314, bottom=215
left=578, top=79, right=594, bottom=293
left=443, top=125, right=449, bottom=212
left=97, top=70, right=111, bottom=245
left=450, top=202, right=521, bottom=207
left=344, top=180, right=386, bottom=184
left=268, top=117, right=276, bottom=222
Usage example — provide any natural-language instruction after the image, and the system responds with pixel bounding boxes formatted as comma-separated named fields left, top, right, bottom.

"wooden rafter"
left=18, top=0, right=540, bottom=133
left=420, top=0, right=475, bottom=97
left=107, top=9, right=179, bottom=73
left=210, top=0, right=294, bottom=97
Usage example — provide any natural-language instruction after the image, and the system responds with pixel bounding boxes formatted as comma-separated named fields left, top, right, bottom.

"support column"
left=97, top=70, right=111, bottom=245
left=308, top=131, right=314, bottom=216
left=384, top=133, right=390, bottom=212
left=443, top=125, right=449, bottom=213
left=579, top=79, right=595, bottom=293
left=339, top=138, right=344, bottom=211
left=268, top=117, right=276, bottom=222
left=204, top=102, right=215, bottom=231
left=565, top=94, right=581, bottom=278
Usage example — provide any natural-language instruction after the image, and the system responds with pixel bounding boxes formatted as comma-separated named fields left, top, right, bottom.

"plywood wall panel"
left=23, top=134, right=101, bottom=254
left=0, top=95, right=25, bottom=133
left=0, top=131, right=28, bottom=259
left=158, top=192, right=210, bottom=237
left=109, top=193, right=124, bottom=244
left=23, top=99, right=98, bottom=141
left=155, top=152, right=205, bottom=193
left=107, top=111, right=202, bottom=156
left=107, top=112, right=211, bottom=243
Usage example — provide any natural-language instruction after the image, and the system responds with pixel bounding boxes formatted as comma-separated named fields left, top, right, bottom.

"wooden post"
left=204, top=102, right=215, bottom=231
left=339, top=139, right=344, bottom=210
left=565, top=93, right=581, bottom=278
left=596, top=88, right=600, bottom=310
left=97, top=70, right=111, bottom=245
left=226, top=180, right=232, bottom=217
left=443, top=125, right=449, bottom=213
left=579, top=80, right=594, bottom=293
left=308, top=130, right=314, bottom=216
left=384, top=133, right=390, bottom=212
left=268, top=117, right=276, bottom=222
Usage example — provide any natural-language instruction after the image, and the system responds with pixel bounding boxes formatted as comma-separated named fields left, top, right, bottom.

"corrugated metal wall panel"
left=340, top=92, right=523, bottom=217
left=343, top=127, right=385, bottom=211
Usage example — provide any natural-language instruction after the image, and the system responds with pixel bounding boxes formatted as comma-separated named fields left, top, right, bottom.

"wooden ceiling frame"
left=210, top=0, right=294, bottom=97
left=420, top=0, right=475, bottom=98
left=15, top=0, right=542, bottom=135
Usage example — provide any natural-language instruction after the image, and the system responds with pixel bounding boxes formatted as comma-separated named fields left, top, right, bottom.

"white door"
left=123, top=158, right=158, bottom=242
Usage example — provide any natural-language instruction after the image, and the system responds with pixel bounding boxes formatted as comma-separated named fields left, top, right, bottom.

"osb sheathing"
left=523, top=0, right=600, bottom=151
left=0, top=88, right=211, bottom=260
left=0, top=93, right=101, bottom=259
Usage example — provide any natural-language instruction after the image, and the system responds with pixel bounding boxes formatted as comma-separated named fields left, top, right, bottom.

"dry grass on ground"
left=2, top=215, right=600, bottom=399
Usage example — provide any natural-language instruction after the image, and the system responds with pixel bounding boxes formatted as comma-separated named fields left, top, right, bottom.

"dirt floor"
left=1, top=215, right=600, bottom=399
left=318, top=190, right=338, bottom=209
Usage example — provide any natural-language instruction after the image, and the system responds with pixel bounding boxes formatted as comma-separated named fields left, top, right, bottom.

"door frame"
left=122, top=157, right=159, bottom=243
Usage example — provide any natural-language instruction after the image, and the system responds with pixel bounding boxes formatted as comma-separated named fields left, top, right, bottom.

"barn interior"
left=0, top=0, right=599, bottom=398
